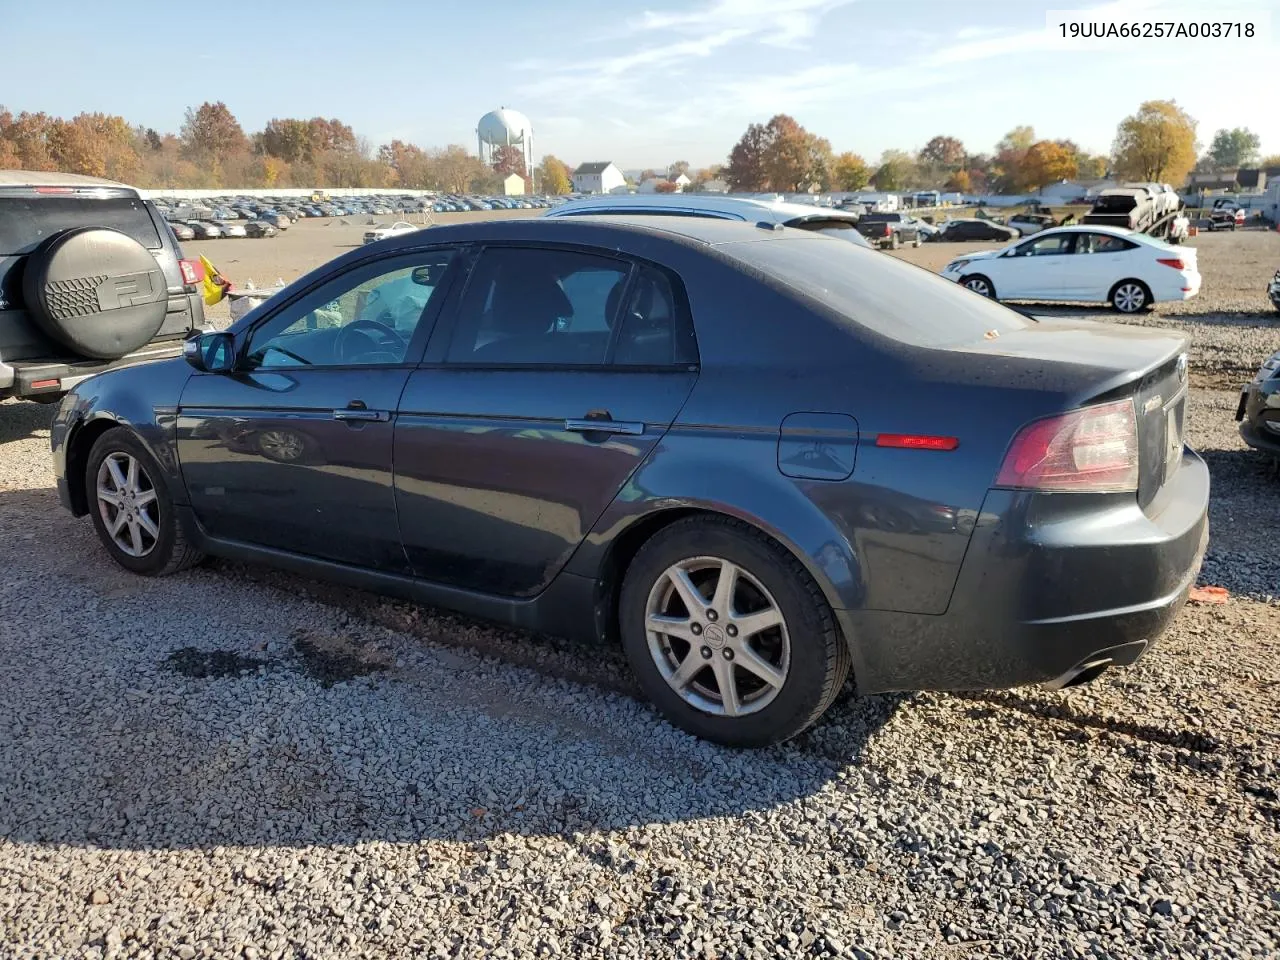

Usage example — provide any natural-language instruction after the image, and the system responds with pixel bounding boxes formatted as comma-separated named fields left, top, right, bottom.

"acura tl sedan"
left=940, top=225, right=1201, bottom=313
left=51, top=216, right=1209, bottom=746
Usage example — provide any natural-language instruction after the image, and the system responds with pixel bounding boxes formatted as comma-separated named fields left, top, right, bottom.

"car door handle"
left=333, top=408, right=390, bottom=422
left=564, top=418, right=644, bottom=436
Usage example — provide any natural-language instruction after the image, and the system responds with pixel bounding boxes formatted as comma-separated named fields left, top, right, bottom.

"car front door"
left=999, top=231, right=1075, bottom=299
left=394, top=245, right=699, bottom=597
left=176, top=247, right=460, bottom=572
left=1062, top=231, right=1139, bottom=300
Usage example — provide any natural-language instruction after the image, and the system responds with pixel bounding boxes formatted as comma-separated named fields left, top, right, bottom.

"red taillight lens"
left=877, top=434, right=959, bottom=451
left=996, top=399, right=1139, bottom=493
left=179, top=259, right=204, bottom=285
left=34, top=186, right=73, bottom=195
left=883, top=224, right=892, bottom=237
left=1156, top=257, right=1185, bottom=270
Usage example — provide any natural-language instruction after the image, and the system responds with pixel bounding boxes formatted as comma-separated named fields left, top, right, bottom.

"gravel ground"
left=1, top=224, right=1278, bottom=959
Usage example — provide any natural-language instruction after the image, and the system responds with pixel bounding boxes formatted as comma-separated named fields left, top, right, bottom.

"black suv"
left=0, top=171, right=207, bottom=403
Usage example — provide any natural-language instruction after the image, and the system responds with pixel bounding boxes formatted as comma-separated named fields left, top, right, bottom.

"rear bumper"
left=0, top=340, right=190, bottom=401
left=839, top=447, right=1210, bottom=694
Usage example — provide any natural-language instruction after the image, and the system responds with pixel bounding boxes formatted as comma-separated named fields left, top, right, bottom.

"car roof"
left=1037, top=224, right=1137, bottom=238
left=0, top=169, right=136, bottom=190
left=546, top=193, right=860, bottom=225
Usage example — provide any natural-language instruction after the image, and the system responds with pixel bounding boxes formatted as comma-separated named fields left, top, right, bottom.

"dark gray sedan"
left=50, top=216, right=1209, bottom=746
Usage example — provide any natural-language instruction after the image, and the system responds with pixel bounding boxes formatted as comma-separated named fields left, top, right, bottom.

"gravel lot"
left=2, top=220, right=1278, bottom=959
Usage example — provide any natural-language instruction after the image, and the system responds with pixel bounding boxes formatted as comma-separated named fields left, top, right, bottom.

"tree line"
left=1, top=99, right=1273, bottom=195
left=723, top=101, right=1275, bottom=194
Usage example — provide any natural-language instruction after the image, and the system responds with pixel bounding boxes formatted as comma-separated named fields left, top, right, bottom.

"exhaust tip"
left=1043, top=658, right=1112, bottom=691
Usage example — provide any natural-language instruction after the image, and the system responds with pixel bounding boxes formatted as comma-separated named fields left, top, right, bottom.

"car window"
left=722, top=236, right=1031, bottom=349
left=1017, top=234, right=1073, bottom=256
left=0, top=196, right=162, bottom=254
left=1076, top=233, right=1136, bottom=254
left=445, top=247, right=631, bottom=365
left=613, top=266, right=698, bottom=366
left=243, top=248, right=457, bottom=369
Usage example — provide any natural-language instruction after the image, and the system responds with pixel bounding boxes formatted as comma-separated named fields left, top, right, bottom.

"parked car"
left=51, top=215, right=1208, bottom=746
left=167, top=221, right=196, bottom=242
left=363, top=221, right=421, bottom=244
left=1236, top=348, right=1280, bottom=458
left=0, top=170, right=206, bottom=403
left=546, top=194, right=875, bottom=248
left=218, top=221, right=248, bottom=238
left=257, top=212, right=290, bottom=229
left=186, top=220, right=223, bottom=240
left=939, top=225, right=1200, bottom=313
left=929, top=219, right=1019, bottom=243
left=1007, top=213, right=1057, bottom=237
left=1208, top=199, right=1246, bottom=231
left=1270, top=267, right=1280, bottom=314
left=243, top=220, right=278, bottom=238
left=855, top=212, right=923, bottom=249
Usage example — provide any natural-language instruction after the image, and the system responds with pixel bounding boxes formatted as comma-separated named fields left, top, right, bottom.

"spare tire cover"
left=21, top=227, right=167, bottom=360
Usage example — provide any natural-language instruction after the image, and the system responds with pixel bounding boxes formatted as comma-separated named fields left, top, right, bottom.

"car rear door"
left=176, top=246, right=461, bottom=573
left=393, top=244, right=699, bottom=598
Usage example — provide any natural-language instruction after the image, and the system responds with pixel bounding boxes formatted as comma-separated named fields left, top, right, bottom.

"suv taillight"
left=996, top=399, right=1139, bottom=493
left=179, top=259, right=204, bottom=285
left=883, top=224, right=892, bottom=237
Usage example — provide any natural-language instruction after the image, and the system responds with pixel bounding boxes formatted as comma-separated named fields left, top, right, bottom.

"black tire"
left=961, top=274, right=996, bottom=299
left=890, top=233, right=901, bottom=250
left=21, top=227, right=167, bottom=360
left=1109, top=279, right=1153, bottom=314
left=913, top=233, right=922, bottom=248
left=618, top=515, right=851, bottom=747
left=85, top=428, right=205, bottom=576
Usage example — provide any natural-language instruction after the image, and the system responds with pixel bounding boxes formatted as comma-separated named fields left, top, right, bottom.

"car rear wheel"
left=1110, top=279, right=1151, bottom=314
left=619, top=516, right=850, bottom=747
left=86, top=429, right=205, bottom=576
left=962, top=275, right=996, bottom=299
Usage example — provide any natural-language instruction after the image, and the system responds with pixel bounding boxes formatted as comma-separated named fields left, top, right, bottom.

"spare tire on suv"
left=21, top=226, right=168, bottom=360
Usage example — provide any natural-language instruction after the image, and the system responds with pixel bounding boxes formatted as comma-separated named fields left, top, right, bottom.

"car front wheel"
left=962, top=275, right=996, bottom=299
left=619, top=516, right=850, bottom=747
left=85, top=428, right=205, bottom=576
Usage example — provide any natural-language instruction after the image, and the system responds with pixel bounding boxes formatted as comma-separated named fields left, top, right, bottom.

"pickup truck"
left=1208, top=199, right=1246, bottom=231
left=855, top=212, right=923, bottom=249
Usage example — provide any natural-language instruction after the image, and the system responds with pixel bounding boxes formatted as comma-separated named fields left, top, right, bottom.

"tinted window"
left=446, top=247, right=630, bottom=365
left=1016, top=234, right=1073, bottom=256
left=614, top=267, right=698, bottom=366
left=721, top=236, right=1031, bottom=348
left=1076, top=233, right=1137, bottom=254
left=243, top=248, right=456, bottom=368
left=0, top=196, right=162, bottom=254
left=789, top=217, right=858, bottom=234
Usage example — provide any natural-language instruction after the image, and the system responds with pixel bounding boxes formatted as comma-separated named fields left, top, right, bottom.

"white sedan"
left=362, top=221, right=420, bottom=245
left=939, top=225, right=1200, bottom=313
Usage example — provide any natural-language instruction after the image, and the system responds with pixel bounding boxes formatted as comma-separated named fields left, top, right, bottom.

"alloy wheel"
left=95, top=452, right=160, bottom=558
left=1114, top=283, right=1146, bottom=313
left=644, top=556, right=791, bottom=717
left=964, top=278, right=992, bottom=297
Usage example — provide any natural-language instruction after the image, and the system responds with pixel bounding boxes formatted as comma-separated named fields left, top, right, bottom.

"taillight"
left=995, top=399, right=1139, bottom=493
left=883, top=224, right=892, bottom=237
left=1156, top=257, right=1185, bottom=269
left=179, top=259, right=204, bottom=285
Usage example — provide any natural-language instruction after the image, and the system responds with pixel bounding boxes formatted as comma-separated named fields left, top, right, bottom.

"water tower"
left=477, top=107, right=534, bottom=187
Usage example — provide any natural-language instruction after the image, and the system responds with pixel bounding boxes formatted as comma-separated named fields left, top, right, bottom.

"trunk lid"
left=951, top=319, right=1189, bottom=507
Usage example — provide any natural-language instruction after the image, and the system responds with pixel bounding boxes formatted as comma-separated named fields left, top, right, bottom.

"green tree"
left=1206, top=127, right=1261, bottom=170
left=873, top=149, right=915, bottom=191
left=1112, top=100, right=1198, bottom=184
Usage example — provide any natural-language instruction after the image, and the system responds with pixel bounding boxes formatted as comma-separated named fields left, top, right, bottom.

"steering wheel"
left=335, top=317, right=407, bottom=363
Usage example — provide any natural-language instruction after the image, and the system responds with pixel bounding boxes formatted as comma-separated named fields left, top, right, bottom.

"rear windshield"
left=0, top=196, right=162, bottom=254
left=860, top=213, right=899, bottom=221
left=1093, top=195, right=1137, bottom=213
left=721, top=235, right=1032, bottom=348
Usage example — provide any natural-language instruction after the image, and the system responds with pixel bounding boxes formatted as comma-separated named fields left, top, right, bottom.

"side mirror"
left=184, top=331, right=236, bottom=373
left=411, top=264, right=440, bottom=286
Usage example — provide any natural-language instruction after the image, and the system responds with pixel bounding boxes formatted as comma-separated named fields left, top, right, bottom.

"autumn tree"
left=873, top=149, right=915, bottom=191
left=537, top=155, right=572, bottom=194
left=1021, top=140, right=1077, bottom=188
left=724, top=115, right=830, bottom=192
left=668, top=160, right=690, bottom=179
left=832, top=152, right=870, bottom=191
left=1259, top=154, right=1280, bottom=169
left=992, top=125, right=1035, bottom=192
left=180, top=102, right=248, bottom=165
left=491, top=144, right=526, bottom=178
left=0, top=110, right=56, bottom=170
left=1206, top=127, right=1260, bottom=171
left=260, top=118, right=314, bottom=163
left=1112, top=100, right=1198, bottom=184
left=945, top=169, right=972, bottom=192
left=654, top=180, right=679, bottom=193
left=916, top=135, right=965, bottom=186
left=49, top=113, right=141, bottom=182
left=1078, top=155, right=1109, bottom=179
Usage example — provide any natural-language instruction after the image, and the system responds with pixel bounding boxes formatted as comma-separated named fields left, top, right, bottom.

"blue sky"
left=2, top=0, right=1275, bottom=169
